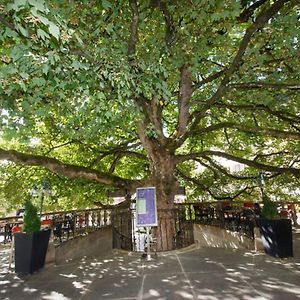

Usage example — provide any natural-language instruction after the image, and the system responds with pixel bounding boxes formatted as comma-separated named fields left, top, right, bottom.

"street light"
left=258, top=172, right=265, bottom=199
left=31, top=178, right=52, bottom=219
left=258, top=172, right=265, bottom=196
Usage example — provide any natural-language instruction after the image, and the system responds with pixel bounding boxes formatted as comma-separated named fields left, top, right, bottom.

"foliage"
left=260, top=194, right=278, bottom=220
left=0, top=0, right=299, bottom=213
left=23, top=197, right=41, bottom=233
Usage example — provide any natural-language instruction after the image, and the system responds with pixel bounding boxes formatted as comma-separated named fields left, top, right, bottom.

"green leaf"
left=20, top=72, right=29, bottom=80
left=14, top=0, right=27, bottom=6
left=19, top=81, right=27, bottom=91
left=48, top=22, right=60, bottom=40
left=34, top=13, right=50, bottom=26
left=71, top=60, right=82, bottom=70
left=3, top=27, right=18, bottom=38
left=15, top=24, right=28, bottom=37
left=105, top=111, right=112, bottom=119
left=22, top=100, right=30, bottom=111
left=28, top=0, right=46, bottom=12
left=37, top=28, right=49, bottom=40
left=105, top=24, right=114, bottom=35
left=102, top=0, right=112, bottom=9
left=7, top=0, right=27, bottom=11
left=42, top=63, right=49, bottom=75
left=75, top=34, right=83, bottom=45
left=32, top=77, right=46, bottom=87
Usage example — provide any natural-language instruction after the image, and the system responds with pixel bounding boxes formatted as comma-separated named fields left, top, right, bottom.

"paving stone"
left=1, top=243, right=299, bottom=300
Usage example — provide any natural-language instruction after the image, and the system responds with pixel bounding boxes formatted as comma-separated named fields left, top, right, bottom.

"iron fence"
left=1, top=201, right=298, bottom=250
left=0, top=207, right=113, bottom=245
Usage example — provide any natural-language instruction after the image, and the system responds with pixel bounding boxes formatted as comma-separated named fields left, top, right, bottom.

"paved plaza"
left=0, top=237, right=300, bottom=300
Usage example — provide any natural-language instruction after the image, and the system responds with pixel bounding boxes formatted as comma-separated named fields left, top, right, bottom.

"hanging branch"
left=206, top=102, right=300, bottom=124
left=176, top=169, right=254, bottom=201
left=177, top=150, right=300, bottom=177
left=195, top=157, right=255, bottom=181
left=88, top=149, right=146, bottom=169
left=108, top=154, right=123, bottom=173
left=253, top=151, right=291, bottom=161
left=186, top=121, right=300, bottom=140
left=229, top=82, right=300, bottom=90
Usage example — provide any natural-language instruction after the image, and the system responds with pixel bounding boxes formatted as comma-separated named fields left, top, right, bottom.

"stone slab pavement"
left=0, top=238, right=300, bottom=300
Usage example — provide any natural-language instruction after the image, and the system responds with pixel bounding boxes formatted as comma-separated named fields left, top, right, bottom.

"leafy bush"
left=261, top=194, right=278, bottom=220
left=23, top=198, right=41, bottom=233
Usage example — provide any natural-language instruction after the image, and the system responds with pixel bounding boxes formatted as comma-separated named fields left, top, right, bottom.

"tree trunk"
left=149, top=152, right=178, bottom=251
left=137, top=120, right=179, bottom=251
left=154, top=208, right=176, bottom=251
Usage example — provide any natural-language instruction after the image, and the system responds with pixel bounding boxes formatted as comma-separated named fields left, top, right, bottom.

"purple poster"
left=136, top=187, right=157, bottom=227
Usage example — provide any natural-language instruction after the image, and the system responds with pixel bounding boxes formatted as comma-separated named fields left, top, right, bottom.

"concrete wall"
left=45, top=224, right=256, bottom=266
left=54, top=226, right=113, bottom=265
left=194, top=224, right=254, bottom=250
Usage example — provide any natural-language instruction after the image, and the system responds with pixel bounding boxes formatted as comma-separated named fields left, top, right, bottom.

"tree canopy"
left=0, top=0, right=300, bottom=214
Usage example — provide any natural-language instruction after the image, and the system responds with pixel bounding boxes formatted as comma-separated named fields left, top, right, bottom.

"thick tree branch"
left=158, top=0, right=175, bottom=47
left=222, top=0, right=290, bottom=82
left=149, top=96, right=164, bottom=138
left=176, top=65, right=193, bottom=137
left=136, top=120, right=160, bottom=167
left=189, top=0, right=291, bottom=130
left=0, top=148, right=138, bottom=189
left=237, top=0, right=268, bottom=23
left=127, top=0, right=139, bottom=59
left=134, top=96, right=167, bottom=145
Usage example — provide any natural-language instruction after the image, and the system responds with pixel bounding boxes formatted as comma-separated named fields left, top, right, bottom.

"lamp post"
left=258, top=172, right=265, bottom=200
left=31, top=178, right=52, bottom=220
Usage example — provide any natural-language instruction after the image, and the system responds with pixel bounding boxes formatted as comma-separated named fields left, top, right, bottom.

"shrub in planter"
left=260, top=195, right=278, bottom=220
left=256, top=195, right=293, bottom=258
left=14, top=198, right=51, bottom=274
left=23, top=198, right=41, bottom=233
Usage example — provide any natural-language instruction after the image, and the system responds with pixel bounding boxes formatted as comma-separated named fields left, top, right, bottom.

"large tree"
left=0, top=0, right=299, bottom=250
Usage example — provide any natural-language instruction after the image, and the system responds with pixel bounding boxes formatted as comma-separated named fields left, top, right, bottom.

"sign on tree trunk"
left=136, top=187, right=157, bottom=227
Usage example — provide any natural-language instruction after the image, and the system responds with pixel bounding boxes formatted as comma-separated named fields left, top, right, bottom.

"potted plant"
left=256, top=194, right=293, bottom=258
left=14, top=198, right=51, bottom=274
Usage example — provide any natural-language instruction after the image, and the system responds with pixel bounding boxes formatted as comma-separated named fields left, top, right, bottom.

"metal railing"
left=176, top=201, right=299, bottom=239
left=0, top=207, right=113, bottom=245
left=1, top=201, right=298, bottom=249
left=177, top=202, right=259, bottom=239
left=112, top=206, right=195, bottom=252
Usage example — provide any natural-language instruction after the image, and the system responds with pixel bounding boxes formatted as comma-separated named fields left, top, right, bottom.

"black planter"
left=256, top=218, right=293, bottom=258
left=14, top=229, right=51, bottom=274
